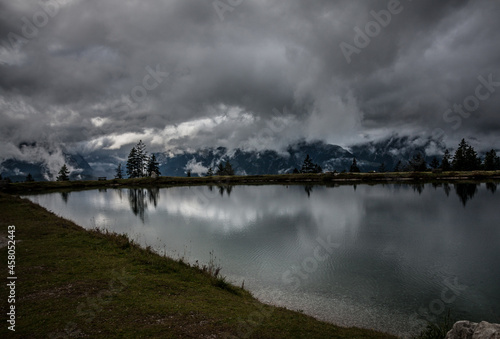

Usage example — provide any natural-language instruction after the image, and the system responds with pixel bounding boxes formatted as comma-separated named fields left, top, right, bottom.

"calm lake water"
left=24, top=182, right=500, bottom=337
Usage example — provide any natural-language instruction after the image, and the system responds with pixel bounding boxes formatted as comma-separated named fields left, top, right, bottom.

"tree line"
left=386, top=139, right=500, bottom=173
left=9, top=138, right=499, bottom=183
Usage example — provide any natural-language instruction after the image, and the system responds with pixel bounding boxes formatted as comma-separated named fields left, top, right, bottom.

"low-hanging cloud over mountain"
left=1, top=0, right=500, bottom=165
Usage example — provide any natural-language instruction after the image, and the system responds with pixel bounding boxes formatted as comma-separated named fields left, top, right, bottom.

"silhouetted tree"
left=205, top=167, right=214, bottom=177
left=409, top=152, right=427, bottom=172
left=301, top=154, right=319, bottom=173
left=147, top=154, right=161, bottom=177
left=126, top=147, right=140, bottom=178
left=441, top=149, right=452, bottom=171
left=215, top=161, right=235, bottom=175
left=378, top=163, right=387, bottom=173
left=115, top=163, right=124, bottom=179
left=224, top=161, right=235, bottom=176
left=25, top=173, right=35, bottom=182
left=56, top=164, right=70, bottom=181
left=393, top=160, right=403, bottom=172
left=430, top=157, right=440, bottom=170
left=349, top=158, right=360, bottom=173
left=293, top=168, right=299, bottom=174
left=452, top=139, right=480, bottom=171
left=187, top=170, right=191, bottom=177
left=483, top=149, right=500, bottom=171
left=216, top=162, right=225, bottom=175
left=127, top=140, right=150, bottom=178
left=135, top=140, right=148, bottom=177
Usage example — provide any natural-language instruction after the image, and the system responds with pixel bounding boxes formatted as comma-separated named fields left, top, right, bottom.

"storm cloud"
left=1, top=0, right=500, bottom=161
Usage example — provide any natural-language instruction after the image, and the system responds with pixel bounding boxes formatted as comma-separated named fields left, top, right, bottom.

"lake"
left=24, top=182, right=500, bottom=337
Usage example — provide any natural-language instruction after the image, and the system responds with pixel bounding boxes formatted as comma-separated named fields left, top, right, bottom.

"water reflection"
left=218, top=185, right=233, bottom=196
left=60, top=191, right=70, bottom=203
left=454, top=183, right=479, bottom=207
left=304, top=185, right=314, bottom=197
left=486, top=182, right=497, bottom=194
left=128, top=188, right=160, bottom=222
left=23, top=182, right=500, bottom=338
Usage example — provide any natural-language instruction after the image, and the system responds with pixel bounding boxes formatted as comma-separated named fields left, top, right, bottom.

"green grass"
left=0, top=193, right=397, bottom=338
left=5, top=170, right=500, bottom=195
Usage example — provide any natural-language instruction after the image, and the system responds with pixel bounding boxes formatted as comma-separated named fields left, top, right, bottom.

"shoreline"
left=0, top=192, right=398, bottom=338
left=4, top=170, right=500, bottom=195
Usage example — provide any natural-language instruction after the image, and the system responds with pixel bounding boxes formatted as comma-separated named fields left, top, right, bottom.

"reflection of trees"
left=217, top=185, right=233, bottom=197
left=148, top=187, right=160, bottom=207
left=443, top=183, right=451, bottom=197
left=411, top=183, right=425, bottom=195
left=304, top=185, right=313, bottom=197
left=454, top=183, right=479, bottom=207
left=60, top=191, right=70, bottom=203
left=128, top=188, right=161, bottom=222
left=486, top=182, right=498, bottom=194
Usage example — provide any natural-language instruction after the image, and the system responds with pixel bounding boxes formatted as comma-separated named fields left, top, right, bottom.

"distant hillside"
left=0, top=136, right=450, bottom=180
left=0, top=153, right=94, bottom=182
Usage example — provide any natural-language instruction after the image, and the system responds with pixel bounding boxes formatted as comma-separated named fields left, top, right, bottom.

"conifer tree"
left=452, top=139, right=480, bottom=171
left=409, top=152, right=427, bottom=172
left=224, top=161, right=235, bottom=176
left=56, top=164, right=70, bottom=181
left=206, top=167, right=214, bottom=177
left=300, top=154, right=315, bottom=173
left=441, top=149, right=451, bottom=171
left=349, top=158, right=360, bottom=173
left=430, top=157, right=440, bottom=169
left=126, top=147, right=140, bottom=178
left=26, top=173, right=35, bottom=182
left=393, top=160, right=402, bottom=172
left=115, top=163, right=124, bottom=179
left=483, top=149, right=500, bottom=170
left=378, top=163, right=387, bottom=173
left=216, top=162, right=225, bottom=175
left=135, top=140, right=148, bottom=177
left=147, top=154, right=161, bottom=177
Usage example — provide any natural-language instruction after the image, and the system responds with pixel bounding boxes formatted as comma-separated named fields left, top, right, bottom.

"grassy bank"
left=0, top=193, right=397, bottom=338
left=4, top=170, right=500, bottom=194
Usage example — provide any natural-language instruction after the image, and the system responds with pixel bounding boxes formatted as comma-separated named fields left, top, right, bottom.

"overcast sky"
left=1, top=0, right=500, bottom=164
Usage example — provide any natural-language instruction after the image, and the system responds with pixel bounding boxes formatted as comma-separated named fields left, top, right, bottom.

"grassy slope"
left=0, top=193, right=396, bottom=338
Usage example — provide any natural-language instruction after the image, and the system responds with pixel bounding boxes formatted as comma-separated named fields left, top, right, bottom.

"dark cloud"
left=1, top=0, right=500, bottom=163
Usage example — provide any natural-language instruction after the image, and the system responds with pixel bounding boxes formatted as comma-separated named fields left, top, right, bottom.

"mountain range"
left=0, top=135, right=448, bottom=181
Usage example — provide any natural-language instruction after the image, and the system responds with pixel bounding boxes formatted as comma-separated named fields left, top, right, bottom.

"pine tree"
left=349, top=158, right=360, bottom=173
left=26, top=173, right=35, bottom=182
left=135, top=140, right=148, bottom=177
left=186, top=170, right=191, bottom=177
left=56, top=164, right=70, bottom=181
left=126, top=147, right=140, bottom=178
left=452, top=139, right=468, bottom=171
left=429, top=157, right=440, bottom=169
left=452, top=139, right=480, bottom=171
left=393, top=160, right=402, bottom=172
left=441, top=149, right=451, bottom=171
left=115, top=163, right=124, bottom=179
left=409, top=152, right=427, bottom=172
left=378, top=163, right=386, bottom=173
left=301, top=154, right=320, bottom=173
left=216, top=162, right=226, bottom=175
left=147, top=154, right=161, bottom=177
left=224, top=161, right=235, bottom=176
left=483, top=149, right=500, bottom=171
left=206, top=167, right=214, bottom=177
left=465, top=145, right=481, bottom=170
